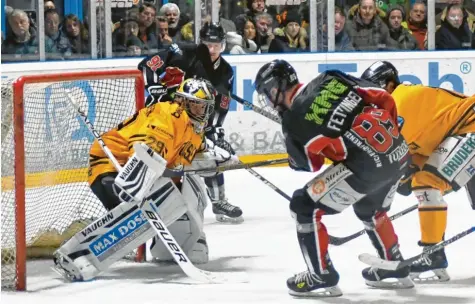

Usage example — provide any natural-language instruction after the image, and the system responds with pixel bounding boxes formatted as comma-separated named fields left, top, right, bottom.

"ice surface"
left=2, top=167, right=475, bottom=304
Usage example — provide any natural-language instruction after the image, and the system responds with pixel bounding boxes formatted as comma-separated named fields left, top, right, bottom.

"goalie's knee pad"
left=150, top=174, right=209, bottom=263
left=425, top=134, right=475, bottom=191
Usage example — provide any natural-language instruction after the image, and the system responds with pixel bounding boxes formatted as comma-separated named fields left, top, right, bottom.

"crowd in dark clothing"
left=2, top=0, right=474, bottom=62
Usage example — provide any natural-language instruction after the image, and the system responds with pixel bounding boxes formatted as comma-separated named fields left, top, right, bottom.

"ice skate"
left=212, top=199, right=243, bottom=223
left=287, top=270, right=342, bottom=298
left=362, top=265, right=414, bottom=289
left=410, top=245, right=450, bottom=283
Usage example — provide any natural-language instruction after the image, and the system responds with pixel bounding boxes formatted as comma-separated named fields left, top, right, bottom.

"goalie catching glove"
left=187, top=138, right=239, bottom=177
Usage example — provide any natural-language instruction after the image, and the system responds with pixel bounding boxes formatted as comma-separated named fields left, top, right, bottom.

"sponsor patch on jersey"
left=304, top=78, right=363, bottom=137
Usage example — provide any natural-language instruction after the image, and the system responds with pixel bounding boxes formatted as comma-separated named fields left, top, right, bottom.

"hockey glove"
left=288, top=156, right=310, bottom=172
left=161, top=66, right=185, bottom=89
left=168, top=43, right=182, bottom=55
left=206, top=126, right=235, bottom=155
left=188, top=139, right=239, bottom=177
left=397, top=163, right=419, bottom=196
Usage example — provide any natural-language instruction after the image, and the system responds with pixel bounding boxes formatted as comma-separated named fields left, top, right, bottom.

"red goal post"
left=1, top=70, right=145, bottom=291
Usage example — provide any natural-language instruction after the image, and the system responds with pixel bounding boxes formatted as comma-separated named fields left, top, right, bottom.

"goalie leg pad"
left=54, top=178, right=187, bottom=281
left=53, top=201, right=153, bottom=281
left=150, top=174, right=209, bottom=263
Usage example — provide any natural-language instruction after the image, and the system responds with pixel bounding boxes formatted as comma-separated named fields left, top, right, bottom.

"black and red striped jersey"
left=283, top=70, right=410, bottom=182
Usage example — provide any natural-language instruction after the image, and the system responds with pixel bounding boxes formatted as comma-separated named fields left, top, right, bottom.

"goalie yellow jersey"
left=393, top=84, right=475, bottom=157
left=88, top=102, right=203, bottom=185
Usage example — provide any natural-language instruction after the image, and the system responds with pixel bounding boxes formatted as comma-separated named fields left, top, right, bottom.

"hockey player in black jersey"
left=138, top=22, right=243, bottom=223
left=254, top=59, right=414, bottom=297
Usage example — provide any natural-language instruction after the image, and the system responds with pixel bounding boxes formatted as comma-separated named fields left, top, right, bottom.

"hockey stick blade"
left=329, top=204, right=418, bottom=246
left=358, top=226, right=475, bottom=271
left=143, top=201, right=249, bottom=284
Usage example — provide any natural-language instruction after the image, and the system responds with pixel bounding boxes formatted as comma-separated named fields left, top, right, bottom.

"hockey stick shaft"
left=68, top=89, right=285, bottom=177
left=245, top=168, right=292, bottom=200
left=181, top=158, right=288, bottom=176
left=230, top=93, right=282, bottom=124
left=329, top=203, right=418, bottom=246
left=244, top=161, right=416, bottom=246
left=64, top=89, right=244, bottom=283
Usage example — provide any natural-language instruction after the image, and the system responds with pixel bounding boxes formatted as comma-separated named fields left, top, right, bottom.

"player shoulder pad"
left=294, top=72, right=365, bottom=138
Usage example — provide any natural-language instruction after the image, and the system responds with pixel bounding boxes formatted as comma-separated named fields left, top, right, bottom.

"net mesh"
left=1, top=72, right=141, bottom=290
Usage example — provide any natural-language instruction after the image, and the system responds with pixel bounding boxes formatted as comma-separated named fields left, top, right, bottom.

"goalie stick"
left=63, top=89, right=248, bottom=284
left=359, top=226, right=475, bottom=271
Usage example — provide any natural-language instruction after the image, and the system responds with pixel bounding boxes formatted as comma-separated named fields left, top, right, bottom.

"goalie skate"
left=52, top=250, right=85, bottom=282
left=212, top=199, right=243, bottom=223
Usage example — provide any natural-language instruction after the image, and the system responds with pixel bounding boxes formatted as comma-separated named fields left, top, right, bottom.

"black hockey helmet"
left=254, top=59, right=299, bottom=111
left=361, top=61, right=400, bottom=89
left=200, top=22, right=226, bottom=43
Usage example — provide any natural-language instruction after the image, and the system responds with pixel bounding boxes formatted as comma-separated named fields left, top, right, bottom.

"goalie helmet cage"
left=1, top=70, right=146, bottom=291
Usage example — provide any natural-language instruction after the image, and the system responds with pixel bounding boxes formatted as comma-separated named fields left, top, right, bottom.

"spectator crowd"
left=2, top=0, right=475, bottom=62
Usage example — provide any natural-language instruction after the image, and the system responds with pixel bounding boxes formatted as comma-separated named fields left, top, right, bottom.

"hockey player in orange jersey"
left=53, top=78, right=239, bottom=282
left=362, top=61, right=475, bottom=283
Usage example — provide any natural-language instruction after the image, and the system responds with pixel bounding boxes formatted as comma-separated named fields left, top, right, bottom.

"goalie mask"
left=175, top=78, right=216, bottom=134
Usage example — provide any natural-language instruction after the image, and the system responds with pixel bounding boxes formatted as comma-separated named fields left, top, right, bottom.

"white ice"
left=2, top=167, right=475, bottom=304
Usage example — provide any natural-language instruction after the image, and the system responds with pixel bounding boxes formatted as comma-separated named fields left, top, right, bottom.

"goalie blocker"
left=53, top=144, right=209, bottom=281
